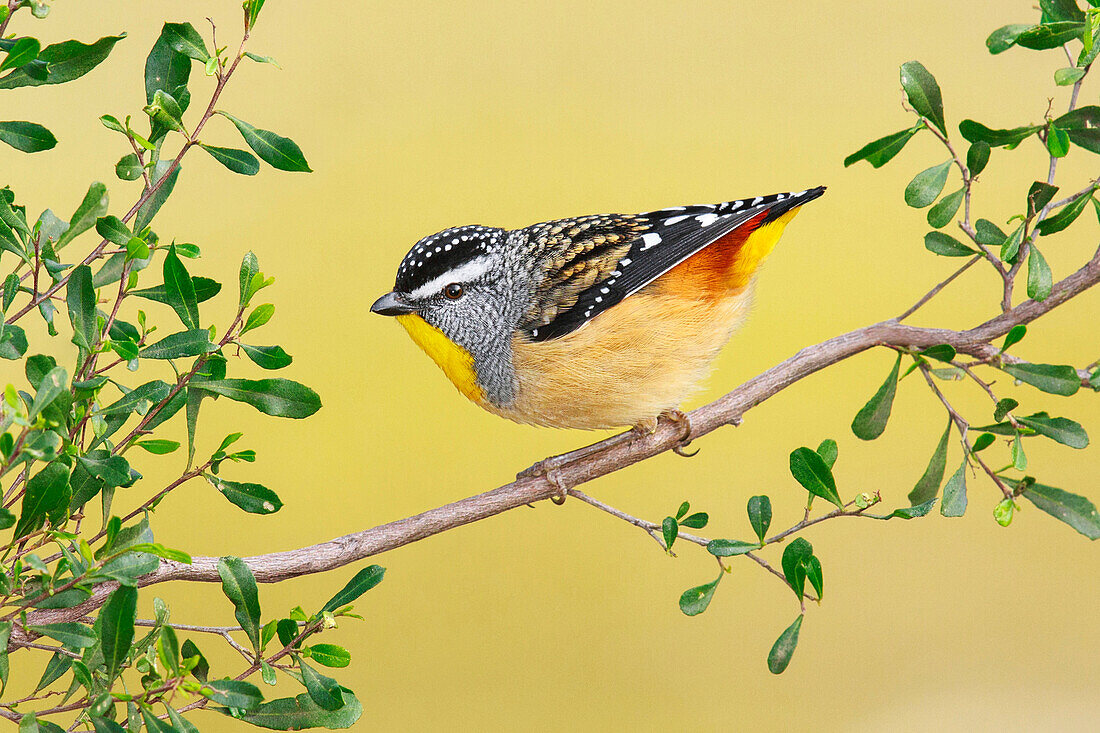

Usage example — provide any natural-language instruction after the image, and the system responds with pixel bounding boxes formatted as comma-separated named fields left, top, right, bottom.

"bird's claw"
left=663, top=409, right=699, bottom=458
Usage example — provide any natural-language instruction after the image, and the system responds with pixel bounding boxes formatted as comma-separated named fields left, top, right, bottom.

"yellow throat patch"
left=395, top=314, right=484, bottom=403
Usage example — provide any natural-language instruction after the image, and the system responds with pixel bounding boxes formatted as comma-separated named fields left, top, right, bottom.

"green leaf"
left=904, top=160, right=952, bottom=208
left=919, top=344, right=956, bottom=362
left=95, top=215, right=131, bottom=246
left=900, top=61, right=946, bottom=134
left=14, top=462, right=69, bottom=539
left=207, top=476, right=283, bottom=515
left=34, top=650, right=72, bottom=692
left=218, top=556, right=261, bottom=652
left=843, top=126, right=919, bottom=168
left=1027, top=245, right=1053, bottom=301
left=805, top=555, right=824, bottom=599
left=239, top=251, right=259, bottom=307
left=57, top=182, right=108, bottom=250
left=781, top=538, right=813, bottom=598
left=1001, top=225, right=1025, bottom=262
left=1019, top=482, right=1100, bottom=539
left=967, top=141, right=991, bottom=176
left=674, top=501, right=689, bottom=520
left=28, top=623, right=96, bottom=648
left=191, top=378, right=322, bottom=418
left=244, top=51, right=281, bottom=68
left=0, top=324, right=28, bottom=359
left=0, top=121, right=56, bottom=153
left=217, top=112, right=311, bottom=172
left=205, top=679, right=263, bottom=710
left=789, top=447, right=843, bottom=508
left=114, top=153, right=142, bottom=181
left=242, top=303, right=275, bottom=334
left=940, top=461, right=968, bottom=517
left=959, top=120, right=1042, bottom=148
left=162, top=22, right=209, bottom=62
left=164, top=244, right=200, bottom=329
left=299, top=659, right=343, bottom=710
left=927, top=187, right=964, bottom=228
left=129, top=275, right=221, bottom=305
left=200, top=144, right=260, bottom=175
left=767, top=615, right=803, bottom=674
left=1002, top=363, right=1080, bottom=396
left=909, top=420, right=948, bottom=507
left=0, top=34, right=125, bottom=89
left=1037, top=191, right=1094, bottom=235
left=181, top=639, right=209, bottom=682
left=1041, top=0, right=1086, bottom=23
left=1016, top=21, right=1088, bottom=50
left=100, top=585, right=137, bottom=681
left=986, top=24, right=1032, bottom=54
left=139, top=329, right=217, bottom=360
left=135, top=439, right=180, bottom=454
left=125, top=542, right=191, bottom=564
left=134, top=160, right=181, bottom=231
left=145, top=25, right=191, bottom=123
left=744, top=512, right=779, bottom=556
left=1047, top=124, right=1071, bottom=157
left=662, top=516, right=677, bottom=549
left=975, top=218, right=1007, bottom=247
left=971, top=432, right=996, bottom=452
left=1027, top=181, right=1060, bottom=217
left=924, top=231, right=976, bottom=257
left=0, top=37, right=40, bottom=73
left=1056, top=66, right=1086, bottom=85
left=1016, top=413, right=1089, bottom=448
left=680, top=512, right=708, bottom=529
left=225, top=692, right=362, bottom=730
left=995, top=398, right=1019, bottom=422
left=322, top=565, right=385, bottom=613
left=851, top=353, right=901, bottom=440
left=815, top=438, right=838, bottom=469
left=994, top=497, right=1016, bottom=527
left=890, top=498, right=938, bottom=519
left=66, top=264, right=96, bottom=351
left=241, top=344, right=293, bottom=370
left=678, top=573, right=721, bottom=616
left=29, top=365, right=66, bottom=419
left=308, top=644, right=351, bottom=668
left=706, top=539, right=760, bottom=556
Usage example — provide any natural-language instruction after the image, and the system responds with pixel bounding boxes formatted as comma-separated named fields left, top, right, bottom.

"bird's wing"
left=519, top=186, right=825, bottom=341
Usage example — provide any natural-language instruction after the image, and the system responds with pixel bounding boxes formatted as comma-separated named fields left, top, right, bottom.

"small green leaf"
left=925, top=231, right=977, bottom=257
left=217, top=112, right=311, bottom=172
left=940, top=461, right=968, bottom=517
left=975, top=218, right=1007, bottom=247
left=66, top=264, right=96, bottom=351
left=747, top=495, right=771, bottom=542
left=1019, top=481, right=1100, bottom=539
left=1037, top=191, right=1094, bottom=235
left=14, top=462, right=69, bottom=539
left=1002, top=363, right=1080, bottom=396
left=706, top=539, right=759, bottom=556
left=851, top=353, right=901, bottom=440
left=0, top=34, right=126, bottom=89
left=1015, top=21, right=1089, bottom=51
left=1027, top=181, right=1060, bottom=217
left=240, top=343, right=293, bottom=370
left=1047, top=124, right=1071, bottom=157
left=28, top=622, right=97, bottom=648
left=129, top=276, right=221, bottom=305
left=308, top=644, right=351, bottom=668
left=1000, top=225, right=1025, bottom=262
left=225, top=692, right=362, bottom=730
left=239, top=251, right=259, bottom=307
left=843, top=126, right=919, bottom=168
left=781, top=538, right=813, bottom=598
left=805, top=555, right=823, bottom=599
left=1016, top=413, right=1089, bottom=448
left=959, top=120, right=1042, bottom=148
left=674, top=501, right=689, bottom=520
left=191, top=378, right=321, bottom=418
left=767, top=615, right=803, bottom=674
left=904, top=160, right=952, bottom=208
left=678, top=573, right=721, bottom=616
left=986, top=24, right=1032, bottom=54
left=0, top=121, right=56, bottom=153
left=205, top=679, right=263, bottom=710
left=244, top=51, right=281, bottom=68
left=95, top=215, right=131, bottom=246
left=967, top=141, right=991, bottom=175
left=919, top=344, right=956, bottom=362
left=971, top=432, right=996, bottom=452
left=298, top=659, right=343, bottom=710
left=815, top=439, right=838, bottom=469
left=789, top=447, right=842, bottom=508
left=114, top=153, right=142, bottom=181
left=661, top=516, right=678, bottom=549
left=139, top=329, right=217, bottom=360
left=900, top=61, right=946, bottom=135
left=135, top=439, right=180, bottom=454
left=217, top=556, right=261, bottom=652
left=1001, top=324, right=1027, bottom=352
left=995, top=398, right=1019, bottom=422
left=1027, top=245, right=1053, bottom=301
left=100, top=585, right=137, bottom=681
left=164, top=244, right=200, bottom=329
left=321, top=564, right=385, bottom=613
left=890, top=498, right=938, bottom=519
left=200, top=144, right=260, bottom=175
left=162, top=22, right=209, bottom=62
left=680, top=512, right=708, bottom=529
left=242, top=303, right=274, bottom=334
left=994, top=498, right=1016, bottom=527
left=1056, top=66, right=1086, bottom=85
left=0, top=37, right=40, bottom=73
left=207, top=475, right=283, bottom=515
left=134, top=160, right=181, bottom=231
left=927, top=187, right=964, bottom=228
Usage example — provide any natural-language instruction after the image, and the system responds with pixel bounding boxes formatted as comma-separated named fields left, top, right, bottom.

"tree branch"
left=8, top=244, right=1100, bottom=650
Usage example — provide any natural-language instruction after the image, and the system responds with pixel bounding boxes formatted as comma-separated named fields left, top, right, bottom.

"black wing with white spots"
left=521, top=186, right=825, bottom=341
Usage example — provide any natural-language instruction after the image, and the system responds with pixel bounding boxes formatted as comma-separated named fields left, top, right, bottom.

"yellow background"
left=3, top=1, right=1100, bottom=730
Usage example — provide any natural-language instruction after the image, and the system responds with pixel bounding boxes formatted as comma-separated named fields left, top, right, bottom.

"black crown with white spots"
left=394, top=225, right=505, bottom=295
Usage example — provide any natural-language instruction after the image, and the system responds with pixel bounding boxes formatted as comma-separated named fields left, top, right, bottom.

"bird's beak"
left=370, top=291, right=416, bottom=316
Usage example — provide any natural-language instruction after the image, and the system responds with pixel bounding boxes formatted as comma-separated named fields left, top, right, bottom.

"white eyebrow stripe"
left=406, top=256, right=493, bottom=299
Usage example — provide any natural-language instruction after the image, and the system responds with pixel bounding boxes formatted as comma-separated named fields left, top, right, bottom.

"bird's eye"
left=443, top=283, right=464, bottom=300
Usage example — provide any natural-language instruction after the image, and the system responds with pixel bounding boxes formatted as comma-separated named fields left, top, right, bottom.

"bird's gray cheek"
left=468, top=298, right=519, bottom=408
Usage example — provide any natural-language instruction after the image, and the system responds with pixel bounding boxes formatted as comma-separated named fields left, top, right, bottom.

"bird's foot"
left=661, top=409, right=699, bottom=457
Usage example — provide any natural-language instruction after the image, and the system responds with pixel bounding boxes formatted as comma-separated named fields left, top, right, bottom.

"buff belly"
left=493, top=284, right=753, bottom=430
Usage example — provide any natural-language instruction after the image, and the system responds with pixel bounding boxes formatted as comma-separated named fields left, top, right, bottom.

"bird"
left=371, top=187, right=825, bottom=446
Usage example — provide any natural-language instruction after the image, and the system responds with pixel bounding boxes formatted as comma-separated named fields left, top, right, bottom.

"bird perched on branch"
left=372, top=187, right=825, bottom=441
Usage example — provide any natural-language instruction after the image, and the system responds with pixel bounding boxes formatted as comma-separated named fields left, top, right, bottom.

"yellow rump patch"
left=396, top=314, right=484, bottom=403
left=730, top=207, right=802, bottom=287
